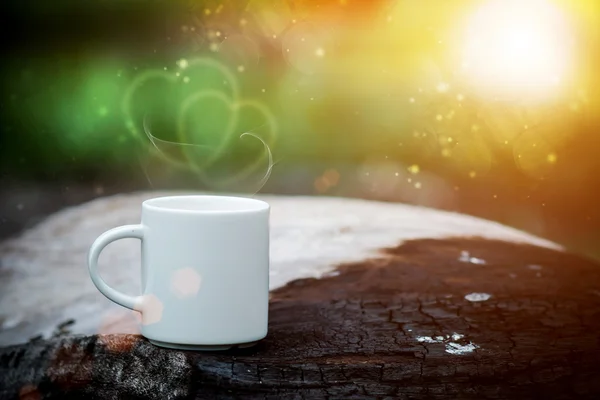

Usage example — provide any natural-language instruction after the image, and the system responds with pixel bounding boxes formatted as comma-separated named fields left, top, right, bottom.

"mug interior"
left=143, top=195, right=269, bottom=213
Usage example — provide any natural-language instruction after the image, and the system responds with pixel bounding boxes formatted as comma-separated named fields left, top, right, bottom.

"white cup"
left=87, top=195, right=270, bottom=350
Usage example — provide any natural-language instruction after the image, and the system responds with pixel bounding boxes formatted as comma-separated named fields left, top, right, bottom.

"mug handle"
left=88, top=224, right=144, bottom=310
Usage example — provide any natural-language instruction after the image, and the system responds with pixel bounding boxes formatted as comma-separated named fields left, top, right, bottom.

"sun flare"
left=462, top=0, right=574, bottom=100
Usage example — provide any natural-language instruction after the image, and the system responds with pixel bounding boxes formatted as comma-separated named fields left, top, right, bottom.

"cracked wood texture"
left=2, top=238, right=600, bottom=399
left=1, top=193, right=599, bottom=399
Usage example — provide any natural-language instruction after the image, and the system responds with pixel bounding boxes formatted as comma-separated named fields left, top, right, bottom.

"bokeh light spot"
left=407, top=164, right=420, bottom=174
left=177, top=59, right=189, bottom=69
left=135, top=294, right=164, bottom=325
left=314, top=169, right=340, bottom=193
left=436, top=82, right=450, bottom=93
left=171, top=267, right=202, bottom=298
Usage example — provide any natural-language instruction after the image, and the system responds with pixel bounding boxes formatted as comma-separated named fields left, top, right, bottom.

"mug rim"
left=142, top=195, right=269, bottom=214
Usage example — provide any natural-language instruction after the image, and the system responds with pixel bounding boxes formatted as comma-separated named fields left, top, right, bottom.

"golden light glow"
left=462, top=0, right=573, bottom=100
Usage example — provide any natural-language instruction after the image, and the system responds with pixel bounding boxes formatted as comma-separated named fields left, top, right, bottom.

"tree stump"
left=1, top=193, right=599, bottom=399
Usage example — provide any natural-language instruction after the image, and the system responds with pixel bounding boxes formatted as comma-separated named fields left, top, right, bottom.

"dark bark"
left=2, top=238, right=600, bottom=399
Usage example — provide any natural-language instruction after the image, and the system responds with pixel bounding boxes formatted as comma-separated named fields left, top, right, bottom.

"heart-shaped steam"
left=121, top=57, right=277, bottom=190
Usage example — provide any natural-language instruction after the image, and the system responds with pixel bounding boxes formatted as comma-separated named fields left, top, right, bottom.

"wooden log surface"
left=1, top=192, right=600, bottom=399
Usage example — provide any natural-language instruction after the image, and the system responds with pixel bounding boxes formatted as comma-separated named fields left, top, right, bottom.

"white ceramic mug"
left=87, top=195, right=270, bottom=350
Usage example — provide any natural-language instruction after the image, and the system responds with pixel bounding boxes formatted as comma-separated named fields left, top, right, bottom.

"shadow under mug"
left=87, top=195, right=270, bottom=350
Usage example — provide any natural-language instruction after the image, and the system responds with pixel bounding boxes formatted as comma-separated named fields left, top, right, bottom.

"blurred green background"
left=0, top=0, right=599, bottom=258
